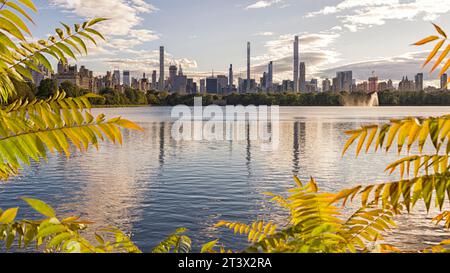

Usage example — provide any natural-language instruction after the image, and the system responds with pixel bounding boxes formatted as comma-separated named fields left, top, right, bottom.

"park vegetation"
left=0, top=1, right=449, bottom=253
left=17, top=81, right=450, bottom=107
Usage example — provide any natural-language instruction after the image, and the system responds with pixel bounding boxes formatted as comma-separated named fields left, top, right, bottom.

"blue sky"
left=33, top=0, right=450, bottom=85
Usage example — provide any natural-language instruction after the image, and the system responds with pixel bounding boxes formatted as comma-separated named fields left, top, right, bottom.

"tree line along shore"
left=12, top=78, right=450, bottom=106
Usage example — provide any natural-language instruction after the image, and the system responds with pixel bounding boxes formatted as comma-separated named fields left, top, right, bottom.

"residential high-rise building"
left=368, top=75, right=378, bottom=93
left=169, top=65, right=177, bottom=84
left=306, top=79, right=318, bottom=93
left=387, top=79, right=394, bottom=90
left=159, top=46, right=165, bottom=91
left=151, top=70, right=157, bottom=89
left=217, top=75, right=228, bottom=94
left=282, top=80, right=294, bottom=92
left=247, top=42, right=251, bottom=87
left=399, top=76, right=415, bottom=91
left=123, top=70, right=130, bottom=87
left=229, top=64, right=233, bottom=88
left=187, top=78, right=196, bottom=94
left=332, top=77, right=338, bottom=92
left=293, top=35, right=299, bottom=92
left=267, top=61, right=273, bottom=91
left=113, top=70, right=121, bottom=86
left=54, top=61, right=96, bottom=92
left=322, top=78, right=331, bottom=92
left=356, top=81, right=368, bottom=92
left=200, top=79, right=206, bottom=93
left=206, top=76, right=219, bottom=94
left=140, top=73, right=148, bottom=91
left=441, top=73, right=448, bottom=90
left=336, top=71, right=353, bottom=92
left=378, top=81, right=388, bottom=91
left=299, top=62, right=306, bottom=92
left=415, top=73, right=423, bottom=91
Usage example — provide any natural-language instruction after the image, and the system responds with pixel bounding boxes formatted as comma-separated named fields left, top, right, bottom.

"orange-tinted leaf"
left=423, top=39, right=445, bottom=68
left=413, top=35, right=439, bottom=45
left=433, top=23, right=447, bottom=38
left=431, top=44, right=450, bottom=73
left=440, top=58, right=450, bottom=76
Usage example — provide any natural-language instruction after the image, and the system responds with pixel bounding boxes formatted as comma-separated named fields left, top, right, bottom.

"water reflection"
left=1, top=106, right=449, bottom=251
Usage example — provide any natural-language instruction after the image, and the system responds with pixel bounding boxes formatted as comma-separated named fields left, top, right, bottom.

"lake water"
left=1, top=106, right=449, bottom=252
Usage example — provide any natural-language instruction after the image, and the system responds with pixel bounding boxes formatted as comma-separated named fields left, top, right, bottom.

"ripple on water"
left=1, top=106, right=449, bottom=251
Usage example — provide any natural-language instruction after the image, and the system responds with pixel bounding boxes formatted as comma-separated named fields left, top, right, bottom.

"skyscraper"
left=113, top=70, right=120, bottom=86
left=247, top=42, right=251, bottom=83
left=206, top=77, right=219, bottom=94
left=151, top=70, right=157, bottom=89
left=200, top=79, right=206, bottom=94
left=368, top=75, right=378, bottom=93
left=441, top=73, right=448, bottom=90
left=123, top=70, right=130, bottom=87
left=229, top=64, right=233, bottom=88
left=267, top=61, right=273, bottom=91
left=415, top=73, right=423, bottom=91
left=293, top=35, right=299, bottom=92
left=322, top=78, right=331, bottom=92
left=299, top=62, right=306, bottom=92
left=159, top=46, right=164, bottom=91
left=169, top=65, right=177, bottom=83
left=336, top=71, right=353, bottom=92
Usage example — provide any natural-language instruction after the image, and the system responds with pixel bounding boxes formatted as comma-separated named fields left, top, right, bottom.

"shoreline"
left=91, top=104, right=450, bottom=108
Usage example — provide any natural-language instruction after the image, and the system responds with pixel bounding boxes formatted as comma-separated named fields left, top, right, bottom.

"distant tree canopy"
left=29, top=85, right=450, bottom=107
left=378, top=90, right=450, bottom=105
left=11, top=79, right=36, bottom=101
left=36, top=79, right=58, bottom=99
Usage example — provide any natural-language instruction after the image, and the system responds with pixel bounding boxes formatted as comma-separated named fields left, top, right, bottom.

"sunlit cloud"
left=49, top=0, right=160, bottom=54
left=306, top=0, right=450, bottom=32
left=245, top=0, right=284, bottom=9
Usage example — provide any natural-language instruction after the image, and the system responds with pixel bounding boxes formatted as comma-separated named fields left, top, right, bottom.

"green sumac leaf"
left=22, top=197, right=56, bottom=217
left=84, top=28, right=105, bottom=40
left=87, top=18, right=108, bottom=27
left=37, top=224, right=67, bottom=238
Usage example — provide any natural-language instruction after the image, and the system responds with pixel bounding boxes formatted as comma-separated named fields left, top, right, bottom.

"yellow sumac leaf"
left=356, top=129, right=367, bottom=156
left=342, top=131, right=360, bottom=156
left=365, top=127, right=378, bottom=153
left=115, top=119, right=143, bottom=131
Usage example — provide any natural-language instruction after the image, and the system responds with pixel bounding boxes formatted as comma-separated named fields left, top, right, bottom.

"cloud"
left=49, top=0, right=159, bottom=52
left=306, top=0, right=450, bottom=32
left=83, top=49, right=198, bottom=73
left=245, top=0, right=284, bottom=9
left=253, top=31, right=275, bottom=36
left=318, top=51, right=434, bottom=83
left=245, top=32, right=341, bottom=81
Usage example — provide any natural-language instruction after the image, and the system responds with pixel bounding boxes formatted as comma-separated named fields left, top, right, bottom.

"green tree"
left=36, top=78, right=57, bottom=98
left=60, top=80, right=82, bottom=97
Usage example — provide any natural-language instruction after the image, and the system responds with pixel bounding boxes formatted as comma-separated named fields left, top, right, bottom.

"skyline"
left=33, top=0, right=450, bottom=86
